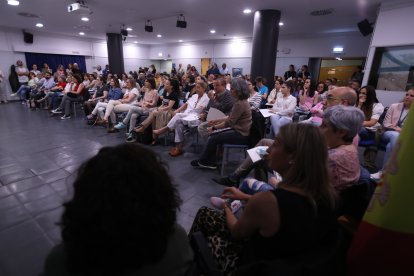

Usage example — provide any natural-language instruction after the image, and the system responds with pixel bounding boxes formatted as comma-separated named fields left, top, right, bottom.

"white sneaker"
left=10, top=93, right=17, bottom=97
left=210, top=197, right=225, bottom=209
left=370, top=171, right=382, bottom=180
left=51, top=108, right=63, bottom=114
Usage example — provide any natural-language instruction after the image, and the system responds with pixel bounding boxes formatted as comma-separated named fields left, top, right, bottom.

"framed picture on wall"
left=232, top=68, right=243, bottom=77
left=368, top=45, right=414, bottom=91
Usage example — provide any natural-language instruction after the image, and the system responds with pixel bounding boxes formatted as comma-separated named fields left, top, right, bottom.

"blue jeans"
left=16, top=85, right=31, bottom=100
left=381, top=130, right=399, bottom=170
left=238, top=177, right=274, bottom=195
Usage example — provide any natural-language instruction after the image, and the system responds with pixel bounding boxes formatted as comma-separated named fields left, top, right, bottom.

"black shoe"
left=212, top=177, right=238, bottom=187
left=191, top=160, right=201, bottom=168
left=197, top=161, right=217, bottom=170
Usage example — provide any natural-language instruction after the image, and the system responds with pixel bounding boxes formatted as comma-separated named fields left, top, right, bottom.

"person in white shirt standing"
left=15, top=60, right=29, bottom=88
left=0, top=68, right=7, bottom=103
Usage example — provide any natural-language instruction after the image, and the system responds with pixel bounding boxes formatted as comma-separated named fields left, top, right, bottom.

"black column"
left=106, top=33, right=125, bottom=77
left=250, top=10, right=281, bottom=90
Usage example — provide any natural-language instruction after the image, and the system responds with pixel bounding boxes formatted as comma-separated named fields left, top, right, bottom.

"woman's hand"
left=221, top=187, right=250, bottom=201
left=207, top=126, right=214, bottom=134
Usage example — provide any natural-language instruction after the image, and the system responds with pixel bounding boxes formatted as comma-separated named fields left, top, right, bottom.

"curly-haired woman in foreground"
left=43, top=144, right=193, bottom=276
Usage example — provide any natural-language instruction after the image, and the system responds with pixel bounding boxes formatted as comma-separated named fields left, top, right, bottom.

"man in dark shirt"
left=198, top=78, right=235, bottom=140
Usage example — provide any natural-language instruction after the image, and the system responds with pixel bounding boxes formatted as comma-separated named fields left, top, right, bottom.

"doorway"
left=201, top=58, right=211, bottom=76
left=318, top=58, right=365, bottom=86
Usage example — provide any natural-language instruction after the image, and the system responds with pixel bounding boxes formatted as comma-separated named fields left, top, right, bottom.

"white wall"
left=363, top=1, right=414, bottom=107
left=150, top=34, right=370, bottom=77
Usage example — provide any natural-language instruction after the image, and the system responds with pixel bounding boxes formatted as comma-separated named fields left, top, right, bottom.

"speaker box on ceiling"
left=357, top=19, right=373, bottom=36
left=23, top=31, right=33, bottom=44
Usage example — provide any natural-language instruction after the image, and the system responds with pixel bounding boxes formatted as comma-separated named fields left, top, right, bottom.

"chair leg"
left=221, top=147, right=228, bottom=176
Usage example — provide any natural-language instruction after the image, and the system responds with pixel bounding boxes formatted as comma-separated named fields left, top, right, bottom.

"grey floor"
left=0, top=102, right=244, bottom=276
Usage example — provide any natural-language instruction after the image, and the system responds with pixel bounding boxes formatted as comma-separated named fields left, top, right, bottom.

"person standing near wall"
left=15, top=60, right=29, bottom=89
left=0, top=68, right=7, bottom=103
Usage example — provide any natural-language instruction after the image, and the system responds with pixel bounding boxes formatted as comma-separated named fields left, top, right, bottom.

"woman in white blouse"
left=267, top=78, right=283, bottom=104
left=99, top=78, right=139, bottom=128
left=269, top=81, right=297, bottom=138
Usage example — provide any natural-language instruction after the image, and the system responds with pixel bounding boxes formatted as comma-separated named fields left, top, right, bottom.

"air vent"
left=310, top=8, right=334, bottom=16
left=17, top=12, right=40, bottom=18
left=74, top=25, right=92, bottom=31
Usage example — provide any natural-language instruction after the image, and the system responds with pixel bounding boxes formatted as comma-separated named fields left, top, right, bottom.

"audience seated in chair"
left=87, top=78, right=123, bottom=122
left=83, top=76, right=107, bottom=116
left=112, top=78, right=159, bottom=138
left=133, top=79, right=180, bottom=145
left=269, top=81, right=297, bottom=138
left=356, top=85, right=385, bottom=172
left=42, top=144, right=193, bottom=276
left=97, top=78, right=139, bottom=129
left=370, top=88, right=413, bottom=180
left=189, top=123, right=338, bottom=275
left=51, top=74, right=84, bottom=119
left=191, top=78, right=252, bottom=170
left=152, top=80, right=209, bottom=156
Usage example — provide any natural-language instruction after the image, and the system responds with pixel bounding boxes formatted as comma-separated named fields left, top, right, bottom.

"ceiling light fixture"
left=145, top=20, right=153, bottom=32
left=333, top=47, right=344, bottom=53
left=243, top=9, right=251, bottom=14
left=176, top=14, right=187, bottom=28
left=81, top=17, right=89, bottom=22
left=210, top=29, right=216, bottom=34
left=7, top=0, right=19, bottom=6
left=133, top=41, right=138, bottom=43
left=158, top=52, right=163, bottom=57
left=157, top=34, right=162, bottom=38
left=179, top=40, right=183, bottom=42
left=35, top=23, right=44, bottom=28
left=79, top=32, right=85, bottom=35
left=279, top=22, right=284, bottom=26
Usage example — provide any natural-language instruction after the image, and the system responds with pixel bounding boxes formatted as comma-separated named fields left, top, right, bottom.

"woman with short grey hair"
left=191, top=77, right=252, bottom=169
left=320, top=105, right=364, bottom=192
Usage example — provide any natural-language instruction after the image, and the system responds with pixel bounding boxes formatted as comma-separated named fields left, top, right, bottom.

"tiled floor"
left=0, top=102, right=243, bottom=276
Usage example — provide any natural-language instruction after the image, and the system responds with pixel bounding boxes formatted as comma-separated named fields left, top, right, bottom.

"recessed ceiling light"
left=210, top=29, right=216, bottom=34
left=126, top=27, right=133, bottom=31
left=333, top=47, right=344, bottom=53
left=81, top=17, right=89, bottom=22
left=157, top=34, right=162, bottom=38
left=243, top=9, right=251, bottom=14
left=134, top=41, right=138, bottom=43
left=7, top=0, right=19, bottom=6
left=158, top=52, right=163, bottom=57
left=279, top=22, right=284, bottom=26
left=179, top=40, right=183, bottom=42
left=36, top=23, right=43, bottom=28
left=79, top=32, right=85, bottom=36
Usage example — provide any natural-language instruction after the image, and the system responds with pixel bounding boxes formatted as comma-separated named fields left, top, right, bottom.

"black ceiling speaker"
left=145, top=20, right=153, bottom=32
left=176, top=14, right=187, bottom=28
left=357, top=19, right=374, bottom=36
left=121, top=24, right=128, bottom=37
left=121, top=29, right=128, bottom=36
left=23, top=31, right=33, bottom=44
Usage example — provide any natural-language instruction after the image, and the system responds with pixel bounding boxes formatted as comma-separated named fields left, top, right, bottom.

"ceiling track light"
left=176, top=14, right=187, bottom=28
left=7, top=0, right=19, bottom=6
left=145, top=20, right=153, bottom=32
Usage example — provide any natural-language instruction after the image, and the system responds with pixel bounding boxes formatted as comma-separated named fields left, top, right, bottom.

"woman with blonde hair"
left=190, top=123, right=337, bottom=275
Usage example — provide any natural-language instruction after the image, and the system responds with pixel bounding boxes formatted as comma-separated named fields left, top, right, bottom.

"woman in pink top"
left=299, top=78, right=318, bottom=111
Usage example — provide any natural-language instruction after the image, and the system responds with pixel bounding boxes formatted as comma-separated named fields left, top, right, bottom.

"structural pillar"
left=250, top=10, right=281, bottom=90
left=106, top=33, right=125, bottom=77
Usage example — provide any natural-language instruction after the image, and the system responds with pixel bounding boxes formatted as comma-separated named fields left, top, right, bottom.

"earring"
left=288, top=160, right=293, bottom=165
